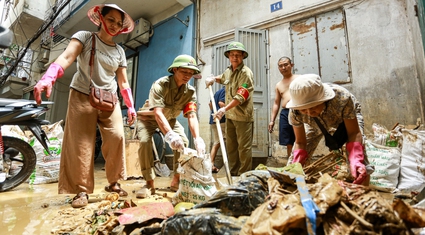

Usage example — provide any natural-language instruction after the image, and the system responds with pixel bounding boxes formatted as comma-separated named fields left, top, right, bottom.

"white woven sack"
left=365, top=140, right=401, bottom=191
left=397, top=129, right=425, bottom=193
left=172, top=150, right=217, bottom=205
left=29, top=120, right=64, bottom=185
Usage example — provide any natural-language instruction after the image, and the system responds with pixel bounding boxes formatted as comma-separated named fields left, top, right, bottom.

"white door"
left=212, top=28, right=269, bottom=158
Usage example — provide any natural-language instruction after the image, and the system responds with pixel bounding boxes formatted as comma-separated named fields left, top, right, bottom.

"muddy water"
left=0, top=158, right=175, bottom=235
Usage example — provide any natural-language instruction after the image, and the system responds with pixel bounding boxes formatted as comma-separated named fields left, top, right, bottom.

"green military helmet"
left=224, top=41, right=248, bottom=59
left=167, top=54, right=201, bottom=74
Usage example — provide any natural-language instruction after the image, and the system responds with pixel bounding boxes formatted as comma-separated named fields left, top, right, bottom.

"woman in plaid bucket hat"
left=287, top=74, right=373, bottom=185
left=34, top=4, right=136, bottom=208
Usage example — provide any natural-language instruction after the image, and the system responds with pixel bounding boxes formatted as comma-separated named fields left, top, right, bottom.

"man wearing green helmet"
left=136, top=54, right=206, bottom=194
left=205, top=41, right=254, bottom=176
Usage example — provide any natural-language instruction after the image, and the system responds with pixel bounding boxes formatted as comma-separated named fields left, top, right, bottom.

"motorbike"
left=0, top=98, right=52, bottom=192
left=0, top=26, right=51, bottom=192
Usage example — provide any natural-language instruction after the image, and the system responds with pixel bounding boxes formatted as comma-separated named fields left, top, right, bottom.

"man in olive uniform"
left=137, top=54, right=206, bottom=194
left=206, top=41, right=254, bottom=176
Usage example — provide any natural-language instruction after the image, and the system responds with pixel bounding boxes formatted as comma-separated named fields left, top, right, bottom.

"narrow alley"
left=0, top=156, right=176, bottom=235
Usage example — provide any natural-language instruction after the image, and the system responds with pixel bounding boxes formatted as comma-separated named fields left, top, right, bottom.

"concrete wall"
left=196, top=0, right=425, bottom=158
left=132, top=5, right=196, bottom=147
left=345, top=0, right=424, bottom=133
left=134, top=5, right=196, bottom=107
left=406, top=0, right=425, bottom=123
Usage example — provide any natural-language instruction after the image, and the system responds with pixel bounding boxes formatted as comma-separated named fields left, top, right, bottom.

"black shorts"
left=279, top=109, right=295, bottom=146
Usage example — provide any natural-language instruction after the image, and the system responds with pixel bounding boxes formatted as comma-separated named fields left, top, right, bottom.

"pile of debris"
left=49, top=122, right=425, bottom=234
left=50, top=168, right=425, bottom=235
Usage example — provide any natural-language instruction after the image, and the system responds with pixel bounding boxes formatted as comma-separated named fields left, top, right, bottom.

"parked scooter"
left=0, top=26, right=51, bottom=191
left=0, top=98, right=52, bottom=191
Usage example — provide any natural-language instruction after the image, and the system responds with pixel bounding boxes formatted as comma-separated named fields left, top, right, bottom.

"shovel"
left=208, top=85, right=232, bottom=185
left=152, top=130, right=171, bottom=177
left=132, top=120, right=170, bottom=177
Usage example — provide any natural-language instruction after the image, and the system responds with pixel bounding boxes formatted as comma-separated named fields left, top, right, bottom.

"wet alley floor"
left=0, top=157, right=176, bottom=235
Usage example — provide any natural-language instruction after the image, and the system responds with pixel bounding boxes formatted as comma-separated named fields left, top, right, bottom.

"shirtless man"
left=268, top=57, right=300, bottom=157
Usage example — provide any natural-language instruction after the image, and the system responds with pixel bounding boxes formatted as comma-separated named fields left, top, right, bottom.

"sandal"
left=212, top=165, right=219, bottom=173
left=170, top=185, right=179, bottom=192
left=104, top=182, right=128, bottom=197
left=71, top=192, right=88, bottom=208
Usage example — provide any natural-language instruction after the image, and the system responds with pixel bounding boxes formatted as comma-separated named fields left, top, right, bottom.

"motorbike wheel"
left=0, top=136, right=37, bottom=192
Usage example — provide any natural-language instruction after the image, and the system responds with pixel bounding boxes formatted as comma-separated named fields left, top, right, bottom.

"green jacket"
left=219, top=63, right=254, bottom=122
left=141, top=75, right=197, bottom=121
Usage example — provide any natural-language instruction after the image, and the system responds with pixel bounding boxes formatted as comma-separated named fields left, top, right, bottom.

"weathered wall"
left=197, top=0, right=424, bottom=158
left=406, top=0, right=425, bottom=124
left=199, top=0, right=348, bottom=41
left=345, top=0, right=423, bottom=133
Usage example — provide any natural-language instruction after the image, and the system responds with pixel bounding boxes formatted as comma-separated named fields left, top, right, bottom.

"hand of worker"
left=346, top=142, right=367, bottom=184
left=33, top=62, right=64, bottom=105
left=268, top=121, right=275, bottom=133
left=205, top=75, right=215, bottom=88
left=292, top=149, right=308, bottom=165
left=120, top=88, right=136, bottom=125
left=164, top=130, right=184, bottom=152
left=213, top=107, right=226, bottom=120
left=194, top=137, right=206, bottom=156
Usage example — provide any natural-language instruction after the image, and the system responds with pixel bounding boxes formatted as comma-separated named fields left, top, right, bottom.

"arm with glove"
left=346, top=142, right=367, bottom=184
left=292, top=149, right=308, bottom=165
left=34, top=39, right=82, bottom=105
left=116, top=66, right=136, bottom=125
left=187, top=112, right=206, bottom=156
left=164, top=130, right=185, bottom=152
left=344, top=118, right=367, bottom=184
left=120, top=88, right=136, bottom=125
left=34, top=62, right=64, bottom=104
left=205, top=74, right=220, bottom=88
left=213, top=99, right=240, bottom=121
left=153, top=107, right=185, bottom=152
left=291, top=124, right=309, bottom=165
left=213, top=81, right=251, bottom=120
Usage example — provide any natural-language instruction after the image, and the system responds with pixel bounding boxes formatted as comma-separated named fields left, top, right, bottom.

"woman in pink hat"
left=33, top=4, right=136, bottom=208
left=286, top=74, right=374, bottom=185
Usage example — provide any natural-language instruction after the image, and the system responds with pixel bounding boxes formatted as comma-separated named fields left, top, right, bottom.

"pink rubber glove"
left=120, top=88, right=136, bottom=125
left=346, top=142, right=367, bottom=184
left=34, top=62, right=64, bottom=105
left=292, top=149, right=308, bottom=165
